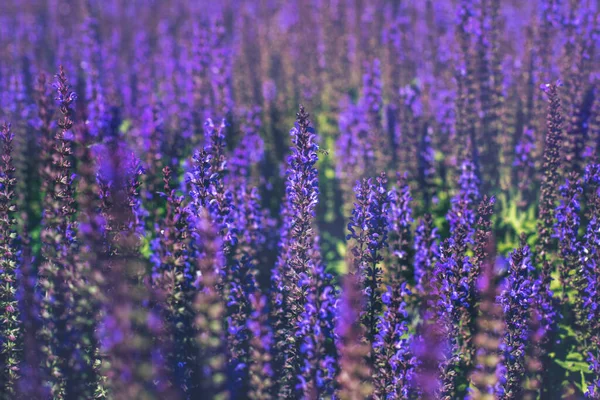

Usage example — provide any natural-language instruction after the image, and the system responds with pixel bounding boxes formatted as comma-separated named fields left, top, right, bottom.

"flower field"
left=0, top=0, right=599, bottom=399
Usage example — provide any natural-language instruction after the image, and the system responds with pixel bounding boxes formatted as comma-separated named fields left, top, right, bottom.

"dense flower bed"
left=0, top=1, right=599, bottom=399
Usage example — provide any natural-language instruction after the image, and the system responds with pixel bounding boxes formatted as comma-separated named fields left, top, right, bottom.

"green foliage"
left=494, top=191, right=538, bottom=254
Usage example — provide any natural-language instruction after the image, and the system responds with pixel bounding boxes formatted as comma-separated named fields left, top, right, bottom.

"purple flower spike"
left=0, top=123, right=21, bottom=395
left=500, top=235, right=536, bottom=399
left=347, top=173, right=391, bottom=351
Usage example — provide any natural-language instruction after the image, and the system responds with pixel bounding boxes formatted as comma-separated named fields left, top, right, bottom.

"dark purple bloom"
left=271, top=106, right=322, bottom=397
left=499, top=236, right=536, bottom=399
left=535, top=81, right=563, bottom=397
left=537, top=81, right=563, bottom=262
left=187, top=118, right=237, bottom=256
left=373, top=283, right=415, bottom=399
left=347, top=173, right=391, bottom=350
left=39, top=67, right=91, bottom=398
left=0, top=122, right=21, bottom=395
left=581, top=164, right=600, bottom=398
left=448, top=160, right=480, bottom=240
left=297, top=265, right=337, bottom=398
left=386, top=173, right=413, bottom=283
left=553, top=173, right=582, bottom=302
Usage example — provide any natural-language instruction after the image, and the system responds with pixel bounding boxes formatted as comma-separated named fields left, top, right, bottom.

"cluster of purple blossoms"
left=0, top=1, right=600, bottom=399
left=499, top=237, right=536, bottom=399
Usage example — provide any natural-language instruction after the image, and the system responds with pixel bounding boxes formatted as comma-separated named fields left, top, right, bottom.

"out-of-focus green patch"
left=323, top=237, right=347, bottom=275
left=494, top=192, right=538, bottom=254
left=119, top=119, right=132, bottom=134
left=30, top=225, right=41, bottom=256
left=554, top=359, right=589, bottom=378
left=550, top=270, right=563, bottom=292
left=433, top=188, right=451, bottom=239
left=139, top=235, right=152, bottom=260
left=320, top=230, right=347, bottom=275
left=336, top=240, right=347, bottom=260
left=317, top=113, right=336, bottom=135
left=578, top=370, right=588, bottom=395
left=329, top=259, right=347, bottom=275
left=555, top=325, right=592, bottom=394
left=325, top=167, right=335, bottom=180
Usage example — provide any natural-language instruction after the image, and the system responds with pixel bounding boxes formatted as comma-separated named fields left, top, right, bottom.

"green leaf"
left=566, top=352, right=584, bottom=362
left=554, top=359, right=590, bottom=373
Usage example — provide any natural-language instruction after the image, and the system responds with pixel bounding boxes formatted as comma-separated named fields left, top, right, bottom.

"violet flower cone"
left=0, top=122, right=21, bottom=396
left=499, top=236, right=536, bottom=400
left=347, top=174, right=391, bottom=354
left=271, top=105, right=322, bottom=397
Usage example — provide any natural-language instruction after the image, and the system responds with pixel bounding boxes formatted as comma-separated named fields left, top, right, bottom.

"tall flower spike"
left=535, top=82, right=563, bottom=398
left=434, top=179, right=483, bottom=398
left=373, top=283, right=415, bottom=399
left=347, top=174, right=391, bottom=353
left=434, top=162, right=481, bottom=396
left=448, top=159, right=480, bottom=240
left=225, top=184, right=268, bottom=397
left=434, top=235, right=472, bottom=399
left=536, top=81, right=563, bottom=262
left=151, top=166, right=195, bottom=392
left=385, top=172, right=413, bottom=284
left=0, top=122, right=21, bottom=396
left=500, top=235, right=536, bottom=399
left=151, top=166, right=189, bottom=280
left=39, top=66, right=81, bottom=398
left=188, top=118, right=236, bottom=257
left=272, top=105, right=321, bottom=397
left=581, top=164, right=600, bottom=398
left=553, top=173, right=582, bottom=303
left=296, top=261, right=337, bottom=398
